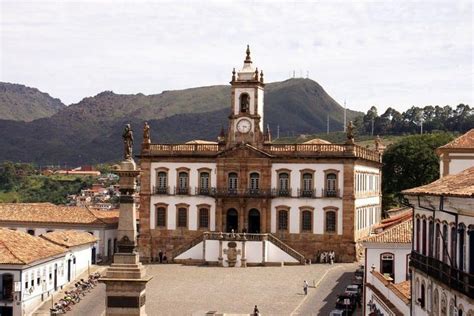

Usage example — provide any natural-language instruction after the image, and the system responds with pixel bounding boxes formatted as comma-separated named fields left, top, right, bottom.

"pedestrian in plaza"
left=253, top=305, right=260, bottom=315
left=158, top=249, right=163, bottom=263
left=163, top=252, right=168, bottom=263
left=303, top=280, right=309, bottom=295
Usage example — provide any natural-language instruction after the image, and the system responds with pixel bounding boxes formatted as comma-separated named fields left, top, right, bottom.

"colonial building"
left=403, top=130, right=474, bottom=316
left=138, top=47, right=383, bottom=263
left=362, top=210, right=412, bottom=316
left=0, top=203, right=118, bottom=262
left=0, top=229, right=97, bottom=316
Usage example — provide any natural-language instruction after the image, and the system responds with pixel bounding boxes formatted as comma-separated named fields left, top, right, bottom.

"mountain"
left=0, top=83, right=65, bottom=121
left=0, top=78, right=362, bottom=165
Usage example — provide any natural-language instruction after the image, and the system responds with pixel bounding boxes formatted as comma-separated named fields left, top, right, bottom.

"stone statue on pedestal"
left=123, top=124, right=134, bottom=160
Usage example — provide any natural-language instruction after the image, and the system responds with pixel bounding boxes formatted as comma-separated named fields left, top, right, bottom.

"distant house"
left=362, top=211, right=412, bottom=315
left=436, top=128, right=474, bottom=177
left=0, top=229, right=97, bottom=316
left=0, top=203, right=118, bottom=262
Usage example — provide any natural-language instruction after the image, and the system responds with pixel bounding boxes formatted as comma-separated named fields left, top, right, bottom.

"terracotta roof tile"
left=438, top=129, right=474, bottom=149
left=0, top=228, right=66, bottom=264
left=403, top=167, right=474, bottom=197
left=303, top=138, right=331, bottom=144
left=41, top=230, right=98, bottom=248
left=0, top=203, right=118, bottom=225
left=363, top=219, right=412, bottom=243
left=393, top=280, right=411, bottom=300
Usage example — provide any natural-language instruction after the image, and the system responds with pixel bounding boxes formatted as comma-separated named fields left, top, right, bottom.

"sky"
left=0, top=0, right=472, bottom=114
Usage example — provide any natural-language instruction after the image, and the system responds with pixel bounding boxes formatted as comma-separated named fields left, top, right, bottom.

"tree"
left=382, top=132, right=455, bottom=210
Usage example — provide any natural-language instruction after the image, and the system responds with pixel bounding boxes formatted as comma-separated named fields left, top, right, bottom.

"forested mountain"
left=0, top=78, right=360, bottom=165
left=0, top=82, right=65, bottom=121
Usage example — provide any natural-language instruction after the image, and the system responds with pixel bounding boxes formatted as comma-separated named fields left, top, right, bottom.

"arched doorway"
left=226, top=209, right=238, bottom=232
left=248, top=209, right=260, bottom=233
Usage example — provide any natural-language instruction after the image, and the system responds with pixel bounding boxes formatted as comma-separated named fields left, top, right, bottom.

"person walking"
left=253, top=305, right=260, bottom=316
left=158, top=250, right=163, bottom=263
left=303, top=280, right=309, bottom=295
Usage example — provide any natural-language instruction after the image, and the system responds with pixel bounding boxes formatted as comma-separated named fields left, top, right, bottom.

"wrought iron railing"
left=174, top=186, right=189, bottom=195
left=410, top=251, right=474, bottom=299
left=153, top=186, right=169, bottom=195
left=297, top=189, right=316, bottom=198
left=322, top=189, right=340, bottom=198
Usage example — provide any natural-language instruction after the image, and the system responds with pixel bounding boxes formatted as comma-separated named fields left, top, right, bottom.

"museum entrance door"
left=248, top=209, right=260, bottom=233
left=226, top=208, right=238, bottom=232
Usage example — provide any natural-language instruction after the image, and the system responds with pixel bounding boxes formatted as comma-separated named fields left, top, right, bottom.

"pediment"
left=217, top=143, right=273, bottom=159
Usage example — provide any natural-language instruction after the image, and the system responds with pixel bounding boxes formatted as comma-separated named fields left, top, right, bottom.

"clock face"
left=237, top=119, right=251, bottom=133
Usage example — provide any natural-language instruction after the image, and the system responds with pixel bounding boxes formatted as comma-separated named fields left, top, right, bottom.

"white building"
left=138, top=47, right=383, bottom=263
left=403, top=130, right=474, bottom=316
left=436, top=129, right=474, bottom=178
left=0, top=228, right=97, bottom=316
left=362, top=212, right=412, bottom=315
left=0, top=203, right=118, bottom=262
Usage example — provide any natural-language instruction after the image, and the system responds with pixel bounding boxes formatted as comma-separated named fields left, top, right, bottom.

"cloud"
left=0, top=0, right=471, bottom=114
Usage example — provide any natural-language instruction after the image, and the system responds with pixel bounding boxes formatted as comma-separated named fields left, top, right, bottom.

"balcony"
left=214, top=188, right=272, bottom=198
left=195, top=187, right=216, bottom=196
left=410, top=251, right=474, bottom=299
left=272, top=188, right=292, bottom=197
left=153, top=186, right=169, bottom=195
left=297, top=189, right=315, bottom=198
left=174, top=186, right=190, bottom=195
left=322, top=189, right=340, bottom=198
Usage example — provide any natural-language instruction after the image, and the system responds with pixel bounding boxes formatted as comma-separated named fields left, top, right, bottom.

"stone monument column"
left=100, top=124, right=152, bottom=316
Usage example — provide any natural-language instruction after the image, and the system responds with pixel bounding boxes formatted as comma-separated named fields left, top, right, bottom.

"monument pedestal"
left=100, top=253, right=151, bottom=316
left=100, top=154, right=151, bottom=316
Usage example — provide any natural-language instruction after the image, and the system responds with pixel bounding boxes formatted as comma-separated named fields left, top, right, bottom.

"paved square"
left=69, top=263, right=359, bottom=315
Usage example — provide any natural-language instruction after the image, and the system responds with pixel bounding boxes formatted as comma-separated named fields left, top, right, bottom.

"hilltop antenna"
left=277, top=125, right=280, bottom=139
left=343, top=99, right=347, bottom=132
left=327, top=115, right=330, bottom=134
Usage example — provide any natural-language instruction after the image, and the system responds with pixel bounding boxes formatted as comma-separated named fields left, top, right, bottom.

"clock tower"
left=226, top=45, right=265, bottom=148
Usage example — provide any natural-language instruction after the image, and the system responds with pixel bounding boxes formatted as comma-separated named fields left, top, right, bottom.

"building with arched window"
left=138, top=47, right=383, bottom=264
left=403, top=130, right=474, bottom=316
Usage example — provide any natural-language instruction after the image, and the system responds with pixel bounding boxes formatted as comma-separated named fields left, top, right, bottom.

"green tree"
left=382, top=132, right=455, bottom=210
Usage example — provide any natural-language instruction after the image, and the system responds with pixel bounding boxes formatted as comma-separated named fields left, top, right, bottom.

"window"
left=450, top=226, right=456, bottom=266
left=157, top=171, right=167, bottom=187
left=228, top=172, right=238, bottom=192
left=249, top=172, right=259, bottom=191
left=156, top=206, right=167, bottom=227
left=199, top=171, right=210, bottom=194
left=278, top=172, right=290, bottom=195
left=301, top=210, right=312, bottom=232
left=278, top=209, right=288, bottom=231
left=435, top=223, right=441, bottom=260
left=420, top=283, right=426, bottom=309
left=416, top=218, right=420, bottom=252
left=429, top=220, right=434, bottom=257
left=177, top=171, right=189, bottom=194
left=302, top=173, right=312, bottom=191
left=27, top=229, right=35, bottom=236
left=442, top=224, right=448, bottom=262
left=326, top=173, right=337, bottom=197
left=199, top=208, right=209, bottom=229
left=325, top=211, right=336, bottom=233
left=422, top=219, right=427, bottom=255
left=380, top=253, right=394, bottom=280
left=177, top=207, right=187, bottom=228
left=240, top=93, right=250, bottom=113
left=458, top=224, right=465, bottom=271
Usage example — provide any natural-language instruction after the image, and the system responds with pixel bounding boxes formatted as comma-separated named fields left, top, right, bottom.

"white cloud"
left=0, top=0, right=472, bottom=114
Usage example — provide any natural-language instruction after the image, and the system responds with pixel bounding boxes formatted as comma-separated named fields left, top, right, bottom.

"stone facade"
left=137, top=47, right=382, bottom=264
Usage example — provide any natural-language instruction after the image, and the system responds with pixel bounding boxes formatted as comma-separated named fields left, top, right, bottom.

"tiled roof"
left=0, top=203, right=118, bottom=226
left=438, top=129, right=474, bottom=150
left=373, top=210, right=412, bottom=231
left=403, top=167, right=474, bottom=197
left=393, top=280, right=411, bottom=300
left=0, top=228, right=66, bottom=264
left=41, top=230, right=98, bottom=248
left=363, top=219, right=412, bottom=244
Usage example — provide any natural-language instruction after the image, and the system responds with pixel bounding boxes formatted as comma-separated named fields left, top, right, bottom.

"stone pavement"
left=32, top=265, right=106, bottom=316
left=63, top=262, right=360, bottom=315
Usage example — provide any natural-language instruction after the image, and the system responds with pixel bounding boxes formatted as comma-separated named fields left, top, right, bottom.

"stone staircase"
left=172, top=232, right=306, bottom=265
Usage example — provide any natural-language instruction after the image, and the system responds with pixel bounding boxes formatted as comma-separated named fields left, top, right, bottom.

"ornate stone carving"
left=223, top=241, right=241, bottom=267
left=123, top=124, right=134, bottom=160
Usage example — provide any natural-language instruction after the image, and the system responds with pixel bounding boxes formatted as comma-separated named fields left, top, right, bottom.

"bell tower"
left=227, top=45, right=265, bottom=147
